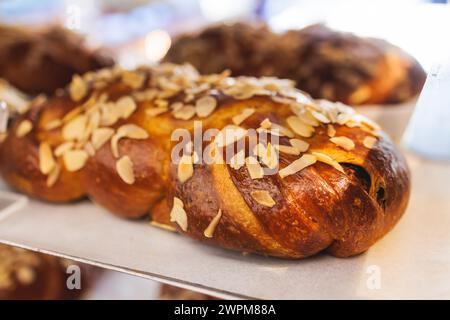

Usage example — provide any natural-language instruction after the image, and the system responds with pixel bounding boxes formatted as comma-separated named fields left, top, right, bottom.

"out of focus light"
left=199, top=0, right=258, bottom=22
left=268, top=0, right=450, bottom=71
left=145, top=29, right=172, bottom=63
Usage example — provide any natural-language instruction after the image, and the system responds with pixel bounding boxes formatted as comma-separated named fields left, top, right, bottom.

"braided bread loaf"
left=0, top=63, right=410, bottom=258
left=164, top=23, right=425, bottom=105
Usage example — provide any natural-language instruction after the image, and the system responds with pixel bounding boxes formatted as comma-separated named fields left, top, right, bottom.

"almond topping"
left=115, top=96, right=137, bottom=119
left=204, top=209, right=222, bottom=238
left=363, top=136, right=377, bottom=149
left=63, top=150, right=88, bottom=172
left=330, top=136, right=355, bottom=151
left=232, top=108, right=255, bottom=125
left=170, top=197, right=188, bottom=231
left=254, top=142, right=278, bottom=169
left=195, top=96, right=217, bottom=118
left=146, top=107, right=168, bottom=117
left=286, top=116, right=314, bottom=137
left=245, top=157, right=264, bottom=179
left=229, top=150, right=245, bottom=170
left=250, top=190, right=276, bottom=207
left=278, top=154, right=317, bottom=179
left=122, top=71, right=145, bottom=89
left=275, top=144, right=301, bottom=155
left=16, top=120, right=32, bottom=137
left=91, top=127, right=114, bottom=150
left=289, top=139, right=309, bottom=152
left=311, top=152, right=344, bottom=173
left=116, top=155, right=135, bottom=184
left=214, top=125, right=247, bottom=147
left=311, top=110, right=330, bottom=124
left=111, top=124, right=149, bottom=158
left=260, top=118, right=272, bottom=129
left=69, top=75, right=87, bottom=102
left=39, top=142, right=55, bottom=175
left=44, top=119, right=63, bottom=130
left=62, top=115, right=87, bottom=141
left=327, top=124, right=336, bottom=137
left=46, top=163, right=61, bottom=187
left=177, top=155, right=194, bottom=183
left=271, top=123, right=294, bottom=138
left=173, top=105, right=196, bottom=120
left=54, top=141, right=74, bottom=157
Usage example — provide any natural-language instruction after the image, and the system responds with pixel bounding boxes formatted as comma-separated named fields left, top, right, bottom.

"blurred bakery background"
left=0, top=0, right=449, bottom=299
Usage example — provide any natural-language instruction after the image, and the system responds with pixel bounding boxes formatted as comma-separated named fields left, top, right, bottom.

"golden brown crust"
left=0, top=24, right=113, bottom=95
left=164, top=23, right=425, bottom=105
left=0, top=244, right=98, bottom=300
left=0, top=64, right=410, bottom=258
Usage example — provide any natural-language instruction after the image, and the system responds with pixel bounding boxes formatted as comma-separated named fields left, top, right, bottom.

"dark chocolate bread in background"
left=165, top=23, right=426, bottom=105
left=0, top=24, right=114, bottom=96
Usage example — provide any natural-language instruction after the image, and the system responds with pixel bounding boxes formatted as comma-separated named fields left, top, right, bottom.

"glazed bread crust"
left=0, top=64, right=410, bottom=258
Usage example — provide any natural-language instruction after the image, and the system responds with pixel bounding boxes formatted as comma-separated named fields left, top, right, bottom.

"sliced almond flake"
left=44, top=119, right=62, bottom=131
left=150, top=221, right=177, bottom=232
left=271, top=123, right=294, bottom=138
left=259, top=142, right=278, bottom=170
left=336, top=113, right=353, bottom=125
left=46, top=163, right=61, bottom=187
left=91, top=127, right=114, bottom=150
left=111, top=124, right=149, bottom=158
left=39, top=142, right=55, bottom=175
left=295, top=109, right=320, bottom=127
left=84, top=142, right=96, bottom=157
left=286, top=116, right=314, bottom=138
left=116, top=155, right=135, bottom=184
left=229, top=150, right=245, bottom=170
left=289, top=139, right=309, bottom=152
left=170, top=197, right=188, bottom=231
left=311, top=110, right=330, bottom=124
left=54, top=141, right=74, bottom=157
left=327, top=124, right=336, bottom=137
left=256, top=127, right=285, bottom=137
left=62, top=107, right=82, bottom=123
left=100, top=102, right=119, bottom=126
left=195, top=96, right=217, bottom=118
left=173, top=105, right=196, bottom=120
left=16, top=120, right=32, bottom=137
left=232, top=108, right=255, bottom=125
left=62, top=115, right=87, bottom=141
left=311, top=152, right=344, bottom=173
left=155, top=99, right=169, bottom=109
left=115, top=96, right=137, bottom=119
left=146, top=107, right=168, bottom=117
left=63, top=150, right=88, bottom=172
left=250, top=190, right=276, bottom=207
left=204, top=209, right=222, bottom=238
left=260, top=118, right=272, bottom=129
left=278, top=154, right=317, bottom=179
left=214, top=125, right=247, bottom=148
left=121, top=71, right=145, bottom=89
left=363, top=136, right=378, bottom=149
left=177, top=155, right=194, bottom=183
left=330, top=136, right=355, bottom=151
left=69, top=75, right=87, bottom=102
left=245, top=157, right=264, bottom=179
left=274, top=144, right=301, bottom=155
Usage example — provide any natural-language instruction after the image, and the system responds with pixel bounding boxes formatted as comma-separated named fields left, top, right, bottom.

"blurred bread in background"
left=0, top=244, right=99, bottom=300
left=0, top=24, right=114, bottom=95
left=165, top=23, right=426, bottom=105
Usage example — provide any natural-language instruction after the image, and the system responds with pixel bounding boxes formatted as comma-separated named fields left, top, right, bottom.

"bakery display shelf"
left=0, top=152, right=449, bottom=299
